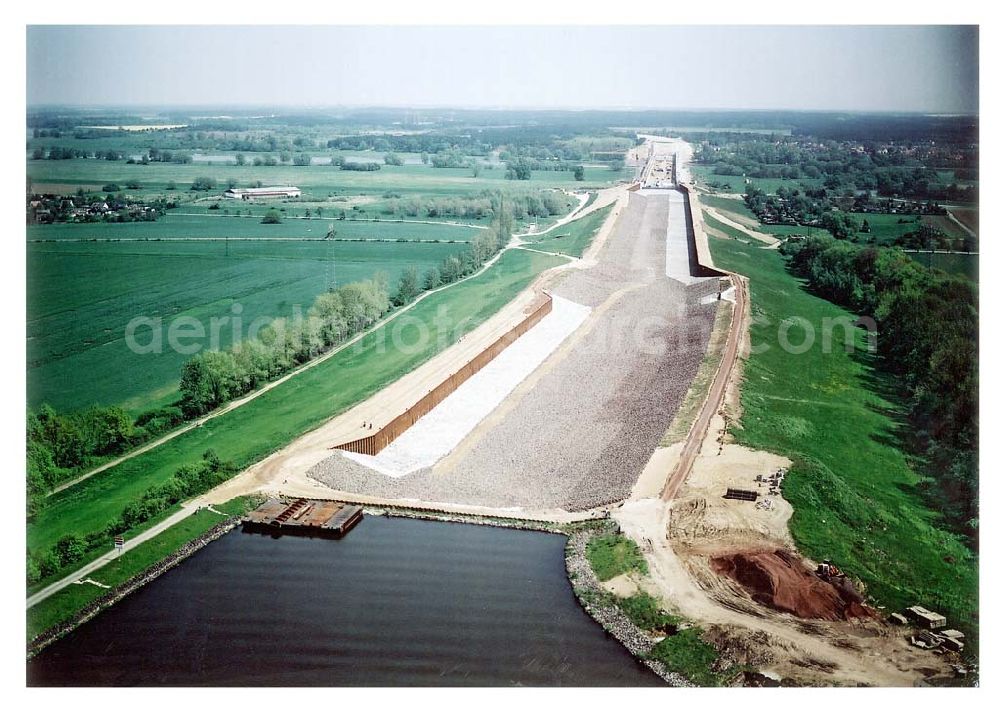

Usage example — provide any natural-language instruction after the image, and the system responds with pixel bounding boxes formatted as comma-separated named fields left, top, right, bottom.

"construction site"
left=194, top=136, right=963, bottom=687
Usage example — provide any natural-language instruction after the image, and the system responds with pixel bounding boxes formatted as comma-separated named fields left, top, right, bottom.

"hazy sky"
left=27, top=25, right=978, bottom=112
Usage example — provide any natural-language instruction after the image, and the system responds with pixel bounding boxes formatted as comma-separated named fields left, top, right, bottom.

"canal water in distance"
left=28, top=515, right=663, bottom=686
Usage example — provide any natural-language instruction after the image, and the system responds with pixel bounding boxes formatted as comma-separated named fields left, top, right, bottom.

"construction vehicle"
left=816, top=560, right=845, bottom=579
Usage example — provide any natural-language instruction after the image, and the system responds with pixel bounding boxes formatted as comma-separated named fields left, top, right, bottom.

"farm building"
left=223, top=186, right=301, bottom=200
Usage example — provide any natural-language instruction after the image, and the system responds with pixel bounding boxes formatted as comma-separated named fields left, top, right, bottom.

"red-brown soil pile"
left=710, top=549, right=880, bottom=621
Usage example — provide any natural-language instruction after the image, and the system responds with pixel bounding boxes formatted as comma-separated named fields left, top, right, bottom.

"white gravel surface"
left=343, top=294, right=591, bottom=477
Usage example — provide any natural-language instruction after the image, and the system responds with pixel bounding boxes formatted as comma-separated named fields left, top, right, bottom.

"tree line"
left=780, top=235, right=978, bottom=540
left=27, top=405, right=184, bottom=513
left=378, top=189, right=572, bottom=222
left=178, top=274, right=391, bottom=417
left=27, top=450, right=235, bottom=585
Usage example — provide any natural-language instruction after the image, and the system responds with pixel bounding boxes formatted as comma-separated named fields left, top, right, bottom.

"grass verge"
left=707, top=233, right=978, bottom=654
left=27, top=495, right=262, bottom=639
left=523, top=204, right=612, bottom=257
left=649, top=628, right=730, bottom=687
left=585, top=532, right=648, bottom=581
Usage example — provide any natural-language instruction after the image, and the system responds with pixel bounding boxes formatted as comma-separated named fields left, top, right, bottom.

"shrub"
left=616, top=591, right=680, bottom=632
left=586, top=533, right=648, bottom=581
left=191, top=176, right=217, bottom=192
left=649, top=628, right=723, bottom=686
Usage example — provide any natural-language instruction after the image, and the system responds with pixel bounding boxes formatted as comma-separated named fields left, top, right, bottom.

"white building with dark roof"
left=223, top=186, right=301, bottom=200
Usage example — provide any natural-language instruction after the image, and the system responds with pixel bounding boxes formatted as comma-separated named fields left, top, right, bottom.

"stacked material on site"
left=710, top=549, right=880, bottom=622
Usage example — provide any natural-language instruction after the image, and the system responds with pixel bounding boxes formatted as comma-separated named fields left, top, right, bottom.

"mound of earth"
left=710, top=549, right=880, bottom=621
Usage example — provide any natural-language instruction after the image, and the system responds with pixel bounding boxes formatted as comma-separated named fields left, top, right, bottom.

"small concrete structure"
left=907, top=605, right=947, bottom=629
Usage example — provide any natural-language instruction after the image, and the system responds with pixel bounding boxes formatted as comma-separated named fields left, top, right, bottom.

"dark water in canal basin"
left=28, top=515, right=663, bottom=686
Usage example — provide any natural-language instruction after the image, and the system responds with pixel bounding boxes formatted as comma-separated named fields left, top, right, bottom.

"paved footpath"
left=27, top=503, right=203, bottom=609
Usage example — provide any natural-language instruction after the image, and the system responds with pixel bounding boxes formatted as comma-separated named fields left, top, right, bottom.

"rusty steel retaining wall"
left=334, top=293, right=554, bottom=456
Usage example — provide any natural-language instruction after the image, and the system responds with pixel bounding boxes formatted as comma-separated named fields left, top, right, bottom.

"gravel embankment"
left=309, top=191, right=717, bottom=511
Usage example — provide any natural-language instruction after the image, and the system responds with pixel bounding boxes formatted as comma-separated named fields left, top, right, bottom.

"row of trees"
left=390, top=216, right=510, bottom=308
left=376, top=189, right=572, bottom=221
left=178, top=275, right=391, bottom=417
left=178, top=203, right=518, bottom=418
left=893, top=224, right=975, bottom=253
left=27, top=405, right=184, bottom=513
left=781, top=236, right=978, bottom=539
left=27, top=450, right=234, bottom=584
left=339, top=160, right=381, bottom=171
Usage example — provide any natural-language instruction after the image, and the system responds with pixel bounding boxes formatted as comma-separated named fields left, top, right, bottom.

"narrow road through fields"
left=701, top=205, right=779, bottom=247
left=945, top=208, right=978, bottom=240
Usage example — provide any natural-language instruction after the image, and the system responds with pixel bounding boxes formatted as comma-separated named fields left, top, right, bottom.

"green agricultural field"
left=522, top=204, right=611, bottom=257
left=856, top=213, right=920, bottom=244
left=909, top=252, right=979, bottom=282
left=28, top=159, right=621, bottom=199
left=27, top=248, right=564, bottom=584
left=708, top=234, right=978, bottom=650
left=921, top=214, right=971, bottom=241
left=934, top=170, right=979, bottom=189
left=27, top=495, right=262, bottom=639
left=27, top=213, right=479, bottom=242
left=949, top=207, right=978, bottom=235
left=28, top=236, right=467, bottom=412
left=691, top=166, right=823, bottom=194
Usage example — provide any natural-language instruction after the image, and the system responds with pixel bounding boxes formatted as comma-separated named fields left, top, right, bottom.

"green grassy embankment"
left=522, top=204, right=612, bottom=258
left=707, top=234, right=978, bottom=652
left=582, top=533, right=732, bottom=686
left=585, top=533, right=647, bottom=581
